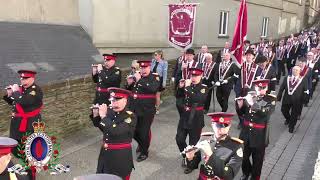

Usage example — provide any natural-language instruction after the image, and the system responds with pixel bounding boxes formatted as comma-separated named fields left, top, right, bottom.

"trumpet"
left=180, top=132, right=216, bottom=155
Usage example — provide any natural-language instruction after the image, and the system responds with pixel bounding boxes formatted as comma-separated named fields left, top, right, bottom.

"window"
left=261, top=17, right=269, bottom=38
left=219, top=11, right=229, bottom=36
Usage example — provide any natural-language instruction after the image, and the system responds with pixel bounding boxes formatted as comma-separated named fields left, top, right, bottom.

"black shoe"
left=181, top=158, right=186, bottom=168
left=289, top=127, right=294, bottom=133
left=284, top=120, right=289, bottom=125
left=183, top=167, right=194, bottom=174
left=137, top=154, right=148, bottom=162
left=304, top=103, right=308, bottom=107
left=240, top=174, right=249, bottom=180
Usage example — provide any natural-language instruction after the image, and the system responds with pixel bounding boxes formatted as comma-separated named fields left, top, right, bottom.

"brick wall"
left=0, top=60, right=176, bottom=138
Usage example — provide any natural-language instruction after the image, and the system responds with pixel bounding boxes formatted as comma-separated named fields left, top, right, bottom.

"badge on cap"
left=219, top=117, right=224, bottom=123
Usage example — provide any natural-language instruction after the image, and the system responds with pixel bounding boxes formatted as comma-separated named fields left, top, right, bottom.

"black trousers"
left=281, top=103, right=301, bottom=129
left=176, top=126, right=202, bottom=169
left=242, top=144, right=266, bottom=179
left=216, top=86, right=232, bottom=112
left=204, top=87, right=214, bottom=111
left=134, top=113, right=155, bottom=155
left=286, top=59, right=295, bottom=74
left=277, top=60, right=286, bottom=81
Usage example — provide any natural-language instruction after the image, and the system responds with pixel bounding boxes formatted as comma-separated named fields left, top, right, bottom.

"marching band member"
left=238, top=79, right=276, bottom=180
left=175, top=48, right=200, bottom=122
left=184, top=112, right=243, bottom=180
left=90, top=88, right=136, bottom=179
left=175, top=68, right=208, bottom=174
left=92, top=54, right=121, bottom=105
left=127, top=60, right=160, bottom=162
left=2, top=70, right=43, bottom=157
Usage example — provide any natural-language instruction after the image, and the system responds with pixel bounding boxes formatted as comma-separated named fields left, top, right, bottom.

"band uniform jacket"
left=239, top=94, right=276, bottom=147
left=129, top=73, right=160, bottom=116
left=3, top=84, right=43, bottom=141
left=0, top=161, right=30, bottom=180
left=199, top=136, right=244, bottom=180
left=255, top=64, right=277, bottom=93
left=176, top=83, right=208, bottom=129
left=90, top=109, right=136, bottom=178
left=213, top=61, right=240, bottom=89
left=92, top=65, right=121, bottom=105
left=277, top=76, right=308, bottom=105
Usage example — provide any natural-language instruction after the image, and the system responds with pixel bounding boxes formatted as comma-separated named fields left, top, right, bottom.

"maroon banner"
left=168, top=4, right=197, bottom=50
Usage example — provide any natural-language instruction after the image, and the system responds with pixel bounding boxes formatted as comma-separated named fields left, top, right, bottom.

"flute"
left=91, top=64, right=101, bottom=67
left=4, top=85, right=22, bottom=90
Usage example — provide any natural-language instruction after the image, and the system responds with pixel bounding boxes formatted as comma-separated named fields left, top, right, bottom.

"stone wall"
left=0, top=61, right=176, bottom=138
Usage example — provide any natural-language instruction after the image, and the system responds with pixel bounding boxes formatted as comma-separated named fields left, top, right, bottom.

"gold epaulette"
left=231, top=137, right=244, bottom=144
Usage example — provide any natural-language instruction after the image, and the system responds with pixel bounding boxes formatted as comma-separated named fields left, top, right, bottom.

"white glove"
left=215, top=82, right=221, bottom=86
left=171, top=77, right=175, bottom=82
left=222, top=80, right=228, bottom=84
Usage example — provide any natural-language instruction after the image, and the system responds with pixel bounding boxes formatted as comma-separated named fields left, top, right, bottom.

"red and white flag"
left=168, top=3, right=197, bottom=50
left=231, top=0, right=247, bottom=65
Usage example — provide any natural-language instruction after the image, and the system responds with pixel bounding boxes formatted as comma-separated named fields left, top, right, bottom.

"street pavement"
left=37, top=82, right=320, bottom=180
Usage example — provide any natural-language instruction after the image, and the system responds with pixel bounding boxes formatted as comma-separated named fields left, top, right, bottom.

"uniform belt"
left=199, top=172, right=223, bottom=180
left=244, top=120, right=266, bottom=129
left=132, top=93, right=156, bottom=99
left=96, top=87, right=109, bottom=92
left=185, top=106, right=204, bottom=111
left=104, top=142, right=132, bottom=150
left=14, top=103, right=42, bottom=132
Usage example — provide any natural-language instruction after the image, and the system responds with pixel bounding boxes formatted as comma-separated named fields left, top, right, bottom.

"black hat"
left=255, top=55, right=268, bottom=63
left=245, top=48, right=255, bottom=56
left=244, top=40, right=251, bottom=44
left=185, top=48, right=195, bottom=55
